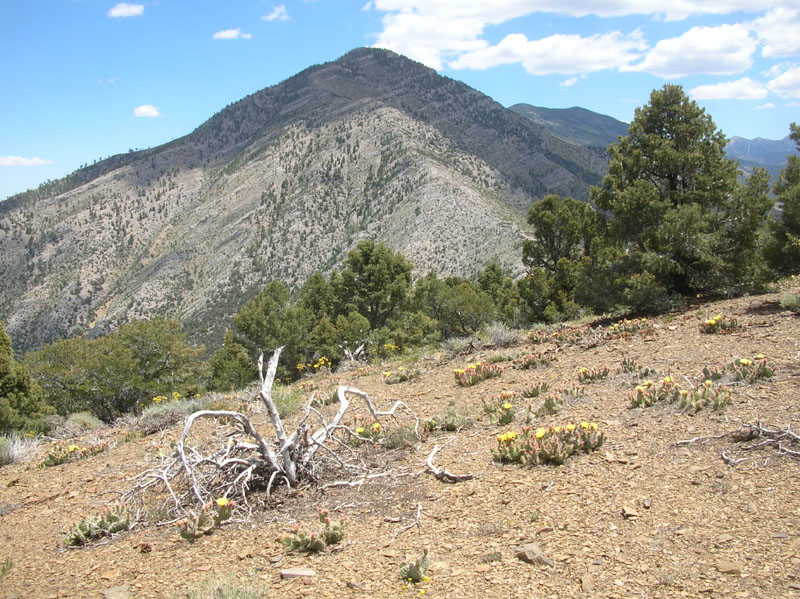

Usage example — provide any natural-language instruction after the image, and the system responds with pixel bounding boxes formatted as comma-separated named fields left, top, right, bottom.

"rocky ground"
left=1, top=289, right=799, bottom=599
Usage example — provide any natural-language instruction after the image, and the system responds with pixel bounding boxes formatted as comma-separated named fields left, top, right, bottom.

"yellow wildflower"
left=566, top=424, right=576, bottom=432
left=553, top=426, right=562, bottom=433
left=580, top=421, right=589, bottom=429
left=372, top=422, right=381, bottom=432
left=739, top=358, right=752, bottom=366
left=502, top=402, right=512, bottom=410
left=355, top=427, right=365, bottom=434
left=216, top=497, right=229, bottom=507
left=535, top=428, right=547, bottom=439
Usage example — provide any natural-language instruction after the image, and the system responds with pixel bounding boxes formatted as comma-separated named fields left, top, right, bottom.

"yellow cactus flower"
left=372, top=422, right=381, bottom=432
left=663, top=376, right=672, bottom=383
left=739, top=358, right=752, bottom=366
left=704, top=380, right=713, bottom=387
left=502, top=402, right=512, bottom=410
left=580, top=421, right=589, bottom=429
left=755, top=354, right=766, bottom=360
left=566, top=424, right=576, bottom=431
left=216, top=497, right=229, bottom=507
left=553, top=426, right=562, bottom=433
left=355, top=427, right=365, bottom=434
left=68, top=444, right=80, bottom=452
left=535, top=428, right=547, bottom=439
left=588, top=422, right=598, bottom=431
left=635, top=385, right=646, bottom=393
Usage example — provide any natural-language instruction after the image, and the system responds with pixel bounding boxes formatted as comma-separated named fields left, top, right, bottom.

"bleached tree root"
left=125, top=347, right=421, bottom=522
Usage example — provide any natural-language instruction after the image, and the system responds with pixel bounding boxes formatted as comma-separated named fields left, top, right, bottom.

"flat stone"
left=622, top=505, right=639, bottom=519
left=101, top=585, right=132, bottom=599
left=515, top=543, right=554, bottom=567
left=717, top=560, right=743, bottom=575
left=281, top=567, right=316, bottom=579
left=580, top=574, right=594, bottom=592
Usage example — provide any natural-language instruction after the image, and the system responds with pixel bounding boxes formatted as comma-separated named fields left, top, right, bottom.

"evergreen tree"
left=0, top=321, right=50, bottom=432
left=591, top=84, right=772, bottom=306
left=339, top=240, right=412, bottom=329
left=764, top=123, right=800, bottom=274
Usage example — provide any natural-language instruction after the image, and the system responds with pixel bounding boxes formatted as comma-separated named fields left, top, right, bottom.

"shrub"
left=133, top=397, right=204, bottom=435
left=780, top=293, right=800, bottom=314
left=384, top=425, right=418, bottom=449
left=0, top=434, right=41, bottom=466
left=486, top=322, right=521, bottom=348
left=512, top=352, right=551, bottom=370
left=423, top=407, right=472, bottom=432
left=177, top=498, right=235, bottom=541
left=181, top=575, right=272, bottom=599
left=66, top=411, right=103, bottom=431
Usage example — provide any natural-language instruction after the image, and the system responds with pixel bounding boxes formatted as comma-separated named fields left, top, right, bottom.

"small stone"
left=101, top=585, right=132, bottom=599
left=475, top=564, right=491, bottom=573
left=642, top=498, right=652, bottom=509
left=580, top=574, right=594, bottom=592
left=196, top=565, right=213, bottom=572
left=515, top=543, right=554, bottom=567
left=281, top=567, right=315, bottom=579
left=771, top=533, right=788, bottom=539
left=717, top=560, right=743, bottom=575
left=100, top=569, right=120, bottom=581
left=622, top=505, right=639, bottom=519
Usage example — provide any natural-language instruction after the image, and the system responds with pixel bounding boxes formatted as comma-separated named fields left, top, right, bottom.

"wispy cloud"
left=133, top=104, right=161, bottom=117
left=212, top=28, right=252, bottom=40
left=560, top=77, right=579, bottom=87
left=754, top=102, right=775, bottom=109
left=107, top=3, right=144, bottom=18
left=263, top=5, right=290, bottom=22
left=0, top=156, right=54, bottom=167
left=689, top=77, right=768, bottom=100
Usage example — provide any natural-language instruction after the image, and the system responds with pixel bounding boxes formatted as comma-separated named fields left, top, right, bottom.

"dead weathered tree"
left=125, top=347, right=419, bottom=521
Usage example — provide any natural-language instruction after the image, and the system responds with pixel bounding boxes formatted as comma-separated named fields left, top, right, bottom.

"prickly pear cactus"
left=400, top=549, right=429, bottom=582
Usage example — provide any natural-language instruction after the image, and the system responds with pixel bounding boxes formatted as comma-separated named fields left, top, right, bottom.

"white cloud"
left=263, top=5, right=290, bottom=22
left=752, top=8, right=800, bottom=58
left=627, top=24, right=757, bottom=78
left=370, top=2, right=775, bottom=73
left=767, top=65, right=800, bottom=99
left=0, top=156, right=54, bottom=167
left=450, top=30, right=647, bottom=74
left=754, top=102, right=775, bottom=110
left=212, top=28, right=252, bottom=40
left=689, top=77, right=768, bottom=100
left=134, top=104, right=161, bottom=117
left=107, top=3, right=144, bottom=18
left=362, top=1, right=373, bottom=10
left=560, top=77, right=579, bottom=87
left=372, top=1, right=771, bottom=22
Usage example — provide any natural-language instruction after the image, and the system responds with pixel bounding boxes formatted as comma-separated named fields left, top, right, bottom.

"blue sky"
left=2, top=1, right=799, bottom=201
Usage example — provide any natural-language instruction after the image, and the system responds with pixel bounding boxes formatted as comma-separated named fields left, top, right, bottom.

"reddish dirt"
left=2, top=289, right=800, bottom=599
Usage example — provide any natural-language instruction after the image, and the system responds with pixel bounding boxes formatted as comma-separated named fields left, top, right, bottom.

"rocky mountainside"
left=509, top=104, right=629, bottom=148
left=0, top=48, right=609, bottom=353
left=726, top=135, right=799, bottom=178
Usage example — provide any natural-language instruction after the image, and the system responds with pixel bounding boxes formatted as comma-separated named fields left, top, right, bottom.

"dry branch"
left=426, top=443, right=475, bottom=483
left=125, top=347, right=421, bottom=523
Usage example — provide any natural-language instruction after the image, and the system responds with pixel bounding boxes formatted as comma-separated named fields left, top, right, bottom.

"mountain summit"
left=0, top=48, right=608, bottom=352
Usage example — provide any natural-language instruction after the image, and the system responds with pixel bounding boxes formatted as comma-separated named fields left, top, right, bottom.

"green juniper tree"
left=764, top=123, right=800, bottom=274
left=590, top=84, right=772, bottom=308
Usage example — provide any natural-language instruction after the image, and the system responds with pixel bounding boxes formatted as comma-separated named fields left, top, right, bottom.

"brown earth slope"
left=1, top=290, right=799, bottom=599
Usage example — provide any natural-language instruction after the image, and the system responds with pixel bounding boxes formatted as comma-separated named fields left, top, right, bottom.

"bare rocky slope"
left=0, top=48, right=609, bottom=353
